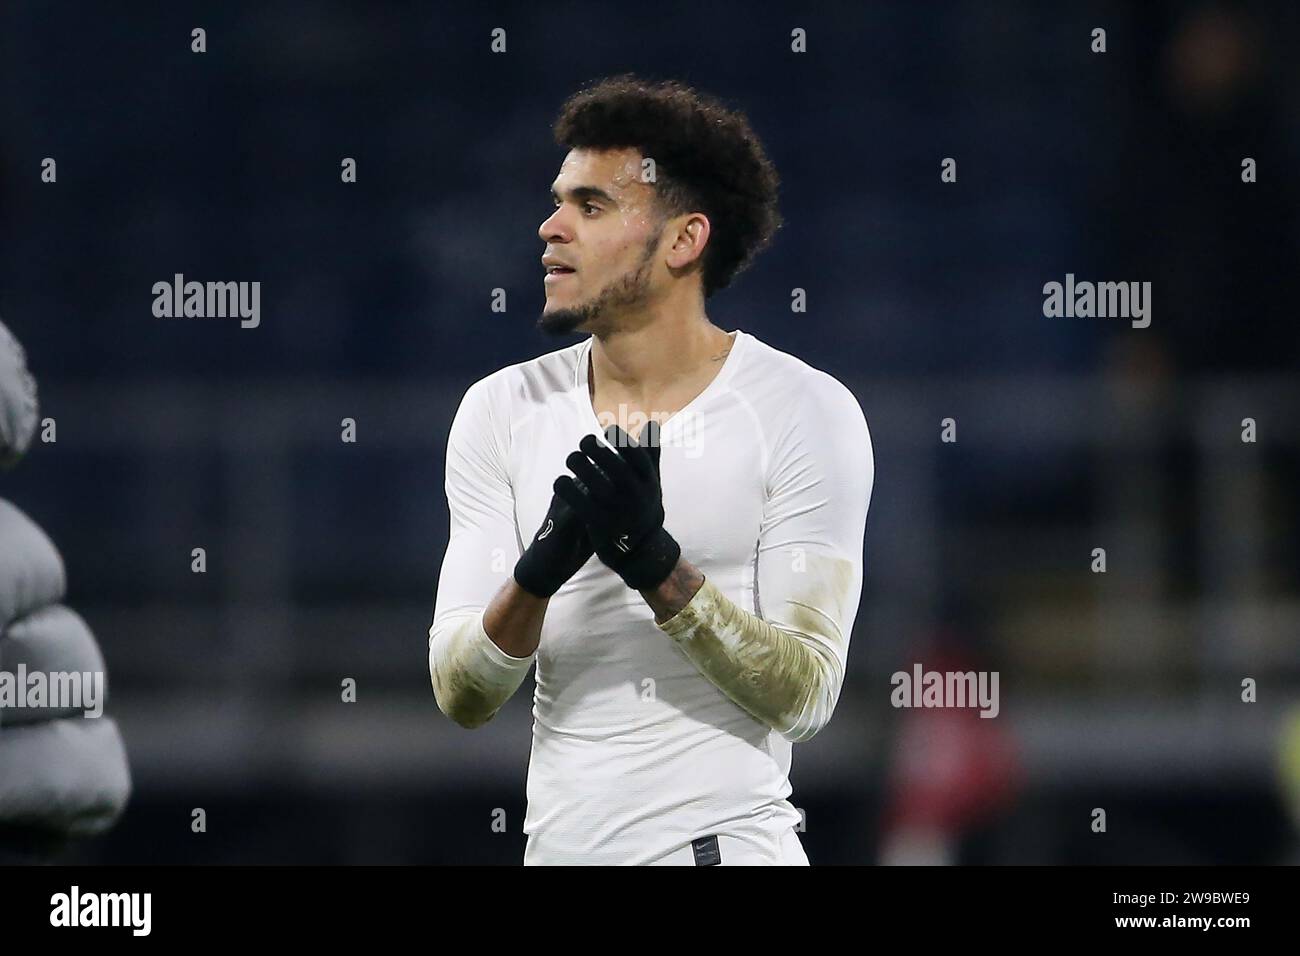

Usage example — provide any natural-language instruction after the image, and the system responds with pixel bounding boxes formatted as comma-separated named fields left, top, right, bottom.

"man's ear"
left=665, top=214, right=711, bottom=271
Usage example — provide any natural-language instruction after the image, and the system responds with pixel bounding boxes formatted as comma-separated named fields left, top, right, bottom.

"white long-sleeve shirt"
left=428, top=328, right=873, bottom=865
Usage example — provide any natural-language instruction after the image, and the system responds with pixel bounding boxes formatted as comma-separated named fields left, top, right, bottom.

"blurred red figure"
left=880, top=640, right=1022, bottom=865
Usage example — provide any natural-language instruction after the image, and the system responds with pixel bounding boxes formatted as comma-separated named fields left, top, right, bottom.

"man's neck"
left=588, top=315, right=734, bottom=403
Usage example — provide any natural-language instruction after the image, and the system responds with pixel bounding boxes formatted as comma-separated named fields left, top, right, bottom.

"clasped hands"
left=512, top=422, right=680, bottom=598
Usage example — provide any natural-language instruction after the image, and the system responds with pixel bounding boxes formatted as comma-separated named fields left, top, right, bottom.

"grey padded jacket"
left=0, top=319, right=131, bottom=842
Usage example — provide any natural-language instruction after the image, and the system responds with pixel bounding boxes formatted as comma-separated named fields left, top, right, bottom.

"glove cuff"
left=607, top=527, right=681, bottom=591
left=513, top=551, right=560, bottom=599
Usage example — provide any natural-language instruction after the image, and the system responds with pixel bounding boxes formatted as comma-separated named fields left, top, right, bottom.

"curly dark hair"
left=553, top=74, right=782, bottom=299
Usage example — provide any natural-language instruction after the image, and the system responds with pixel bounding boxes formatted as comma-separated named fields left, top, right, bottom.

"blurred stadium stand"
left=2, top=1, right=1298, bottom=862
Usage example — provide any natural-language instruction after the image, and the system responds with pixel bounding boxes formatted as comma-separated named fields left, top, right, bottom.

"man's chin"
left=537, top=304, right=592, bottom=337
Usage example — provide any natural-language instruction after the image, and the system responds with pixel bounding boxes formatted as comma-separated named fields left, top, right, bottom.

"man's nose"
left=538, top=207, right=571, bottom=243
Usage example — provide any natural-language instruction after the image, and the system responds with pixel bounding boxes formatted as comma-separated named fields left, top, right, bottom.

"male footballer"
left=428, top=75, right=873, bottom=865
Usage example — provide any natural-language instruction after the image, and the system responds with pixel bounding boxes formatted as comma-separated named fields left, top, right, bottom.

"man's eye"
left=549, top=199, right=598, bottom=215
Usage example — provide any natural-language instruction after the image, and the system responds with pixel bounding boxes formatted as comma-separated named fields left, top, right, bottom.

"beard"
left=537, top=239, right=657, bottom=337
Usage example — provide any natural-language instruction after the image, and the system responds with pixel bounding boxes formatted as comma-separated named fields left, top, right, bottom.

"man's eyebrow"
left=550, top=184, right=618, bottom=205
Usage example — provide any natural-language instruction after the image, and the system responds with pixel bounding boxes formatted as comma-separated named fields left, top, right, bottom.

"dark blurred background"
left=2, top=0, right=1299, bottom=863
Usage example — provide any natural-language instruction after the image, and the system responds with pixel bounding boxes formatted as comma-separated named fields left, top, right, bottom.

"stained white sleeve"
left=753, top=372, right=873, bottom=741
left=427, top=376, right=534, bottom=728
left=658, top=373, right=874, bottom=743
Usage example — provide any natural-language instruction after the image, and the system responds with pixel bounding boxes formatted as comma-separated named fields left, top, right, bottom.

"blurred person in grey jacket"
left=0, top=319, right=130, bottom=863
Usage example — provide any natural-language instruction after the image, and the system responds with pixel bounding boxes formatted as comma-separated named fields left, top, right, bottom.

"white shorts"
left=647, top=828, right=809, bottom=866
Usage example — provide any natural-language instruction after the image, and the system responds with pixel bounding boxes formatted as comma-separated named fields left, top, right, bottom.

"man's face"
left=537, top=147, right=666, bottom=336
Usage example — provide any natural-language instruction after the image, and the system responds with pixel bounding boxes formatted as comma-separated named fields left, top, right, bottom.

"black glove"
left=553, top=422, right=681, bottom=591
left=513, top=486, right=595, bottom=598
